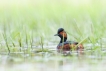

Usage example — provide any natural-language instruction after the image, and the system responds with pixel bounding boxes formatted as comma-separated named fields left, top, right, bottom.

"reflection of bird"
left=54, top=28, right=84, bottom=53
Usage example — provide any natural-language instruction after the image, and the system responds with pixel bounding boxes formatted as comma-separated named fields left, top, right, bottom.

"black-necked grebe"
left=54, top=28, right=84, bottom=53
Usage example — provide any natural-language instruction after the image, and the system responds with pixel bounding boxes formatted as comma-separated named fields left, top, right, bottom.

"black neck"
left=60, top=37, right=67, bottom=43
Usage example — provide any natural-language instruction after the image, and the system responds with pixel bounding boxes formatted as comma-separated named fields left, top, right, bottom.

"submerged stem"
left=40, top=36, right=43, bottom=52
left=18, top=33, right=22, bottom=52
left=2, top=33, right=10, bottom=54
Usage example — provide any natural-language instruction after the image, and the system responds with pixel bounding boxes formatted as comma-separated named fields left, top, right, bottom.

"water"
left=0, top=41, right=106, bottom=71
left=0, top=53, right=106, bottom=71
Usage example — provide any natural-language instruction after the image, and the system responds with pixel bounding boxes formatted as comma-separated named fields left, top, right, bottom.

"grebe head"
left=54, top=28, right=67, bottom=43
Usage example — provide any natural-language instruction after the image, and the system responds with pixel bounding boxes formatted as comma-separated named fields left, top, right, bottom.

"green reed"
left=0, top=0, right=106, bottom=54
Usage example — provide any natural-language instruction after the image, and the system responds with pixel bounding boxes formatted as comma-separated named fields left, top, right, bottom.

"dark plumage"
left=54, top=28, right=84, bottom=53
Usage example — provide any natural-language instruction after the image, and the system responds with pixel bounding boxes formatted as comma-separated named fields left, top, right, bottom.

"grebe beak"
left=54, top=34, right=59, bottom=36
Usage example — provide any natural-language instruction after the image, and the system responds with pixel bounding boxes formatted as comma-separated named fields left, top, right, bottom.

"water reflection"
left=0, top=49, right=106, bottom=71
